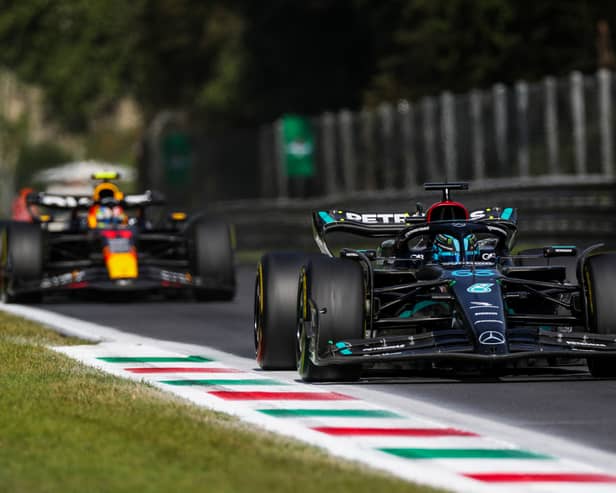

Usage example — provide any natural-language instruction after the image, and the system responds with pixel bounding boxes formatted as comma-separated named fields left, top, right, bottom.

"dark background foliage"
left=0, top=0, right=614, bottom=130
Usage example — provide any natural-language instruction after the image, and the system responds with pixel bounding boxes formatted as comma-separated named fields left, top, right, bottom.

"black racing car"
left=1, top=173, right=235, bottom=302
left=254, top=182, right=616, bottom=381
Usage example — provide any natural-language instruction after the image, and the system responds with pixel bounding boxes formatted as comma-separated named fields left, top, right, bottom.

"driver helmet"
left=94, top=204, right=126, bottom=228
left=433, top=234, right=460, bottom=262
left=433, top=233, right=478, bottom=262
left=88, top=178, right=127, bottom=228
left=93, top=181, right=124, bottom=203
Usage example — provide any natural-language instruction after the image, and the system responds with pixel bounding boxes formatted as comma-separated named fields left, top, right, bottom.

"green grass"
left=0, top=312, right=444, bottom=493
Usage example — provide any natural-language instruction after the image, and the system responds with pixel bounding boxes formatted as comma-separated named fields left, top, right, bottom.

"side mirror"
left=543, top=246, right=577, bottom=257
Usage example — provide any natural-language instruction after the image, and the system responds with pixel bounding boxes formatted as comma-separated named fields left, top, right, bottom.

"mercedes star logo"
left=478, top=331, right=506, bottom=345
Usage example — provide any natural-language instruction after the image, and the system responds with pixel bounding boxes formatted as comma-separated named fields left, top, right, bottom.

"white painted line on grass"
left=3, top=302, right=616, bottom=493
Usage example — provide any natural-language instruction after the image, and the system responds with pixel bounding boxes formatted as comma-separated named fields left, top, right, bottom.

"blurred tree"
left=503, top=1, right=596, bottom=78
left=366, top=0, right=513, bottom=103
left=364, top=0, right=603, bottom=103
left=0, top=0, right=145, bottom=129
left=15, top=140, right=73, bottom=188
left=130, top=1, right=239, bottom=119
left=234, top=0, right=375, bottom=123
left=0, top=0, right=615, bottom=128
left=0, top=0, right=376, bottom=128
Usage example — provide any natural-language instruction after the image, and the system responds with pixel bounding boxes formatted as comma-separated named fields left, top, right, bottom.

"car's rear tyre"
left=255, top=252, right=320, bottom=370
left=190, top=218, right=235, bottom=301
left=2, top=222, right=43, bottom=304
left=297, top=256, right=364, bottom=382
left=583, top=253, right=616, bottom=377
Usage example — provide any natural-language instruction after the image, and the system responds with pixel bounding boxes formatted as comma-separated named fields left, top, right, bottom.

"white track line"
left=3, top=302, right=616, bottom=493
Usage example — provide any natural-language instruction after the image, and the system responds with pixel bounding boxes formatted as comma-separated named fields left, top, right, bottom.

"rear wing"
left=313, top=206, right=517, bottom=234
left=123, top=190, right=166, bottom=207
left=469, top=207, right=518, bottom=225
left=313, top=206, right=519, bottom=256
left=26, top=192, right=92, bottom=209
left=313, top=209, right=426, bottom=256
left=313, top=209, right=425, bottom=236
left=26, top=190, right=166, bottom=210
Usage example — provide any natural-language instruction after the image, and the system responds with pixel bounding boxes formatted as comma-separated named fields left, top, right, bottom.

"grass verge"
left=0, top=311, right=444, bottom=493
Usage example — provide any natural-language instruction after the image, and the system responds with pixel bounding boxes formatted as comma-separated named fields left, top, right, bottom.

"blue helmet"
left=433, top=234, right=478, bottom=262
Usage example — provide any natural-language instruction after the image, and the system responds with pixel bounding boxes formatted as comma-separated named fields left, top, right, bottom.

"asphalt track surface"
left=41, top=264, right=616, bottom=455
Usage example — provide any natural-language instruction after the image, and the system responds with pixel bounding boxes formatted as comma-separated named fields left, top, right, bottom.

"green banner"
left=281, top=114, right=315, bottom=177
left=162, top=131, right=192, bottom=186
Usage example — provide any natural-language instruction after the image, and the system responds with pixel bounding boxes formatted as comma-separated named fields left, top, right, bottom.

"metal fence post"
left=379, top=102, right=395, bottom=189
left=493, top=83, right=508, bottom=177
left=570, top=71, right=587, bottom=175
left=321, top=112, right=338, bottom=197
left=360, top=109, right=376, bottom=191
left=274, top=118, right=288, bottom=199
left=258, top=124, right=275, bottom=198
left=440, top=91, right=457, bottom=181
left=0, top=72, right=6, bottom=216
left=0, top=71, right=18, bottom=216
left=398, top=100, right=416, bottom=189
left=544, top=76, right=560, bottom=175
left=339, top=109, right=356, bottom=193
left=515, top=81, right=530, bottom=177
left=146, top=110, right=176, bottom=193
left=421, top=97, right=438, bottom=181
left=470, top=90, right=485, bottom=181
left=598, top=68, right=614, bottom=176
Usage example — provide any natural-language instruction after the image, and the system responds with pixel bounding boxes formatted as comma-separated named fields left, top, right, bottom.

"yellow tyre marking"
left=258, top=262, right=264, bottom=315
left=302, top=269, right=308, bottom=319
left=585, top=267, right=594, bottom=315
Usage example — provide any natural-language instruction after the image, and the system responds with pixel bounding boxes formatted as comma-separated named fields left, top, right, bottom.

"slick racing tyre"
left=190, top=218, right=236, bottom=301
left=255, top=252, right=321, bottom=370
left=297, top=256, right=364, bottom=382
left=3, top=222, right=43, bottom=303
left=583, top=253, right=616, bottom=377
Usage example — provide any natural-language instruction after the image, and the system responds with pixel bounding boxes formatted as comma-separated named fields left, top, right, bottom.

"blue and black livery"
left=255, top=182, right=616, bottom=381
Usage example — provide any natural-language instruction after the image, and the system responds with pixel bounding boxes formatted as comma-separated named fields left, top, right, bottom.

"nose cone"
left=450, top=274, right=508, bottom=355
left=106, top=252, right=138, bottom=279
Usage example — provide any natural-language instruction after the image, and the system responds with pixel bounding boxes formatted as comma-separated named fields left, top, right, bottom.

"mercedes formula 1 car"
left=1, top=173, right=235, bottom=302
left=255, top=182, right=616, bottom=381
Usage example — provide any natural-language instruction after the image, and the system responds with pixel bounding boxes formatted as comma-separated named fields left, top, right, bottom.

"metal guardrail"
left=140, top=70, right=616, bottom=252
left=208, top=176, right=616, bottom=251
left=143, top=69, right=616, bottom=208
left=258, top=69, right=616, bottom=202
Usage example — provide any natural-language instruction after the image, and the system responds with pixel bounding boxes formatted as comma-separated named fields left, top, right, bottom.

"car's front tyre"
left=190, top=218, right=236, bottom=301
left=2, top=222, right=43, bottom=304
left=255, top=252, right=313, bottom=370
left=297, top=256, right=364, bottom=383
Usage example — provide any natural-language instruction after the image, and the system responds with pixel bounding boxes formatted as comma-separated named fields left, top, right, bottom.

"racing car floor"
left=39, top=264, right=616, bottom=456
left=40, top=266, right=257, bottom=359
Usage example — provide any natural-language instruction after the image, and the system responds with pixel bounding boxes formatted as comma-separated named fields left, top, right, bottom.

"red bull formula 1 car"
left=254, top=182, right=616, bottom=380
left=1, top=172, right=235, bottom=302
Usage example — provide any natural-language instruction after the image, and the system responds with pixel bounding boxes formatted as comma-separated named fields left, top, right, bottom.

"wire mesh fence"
left=252, top=69, right=616, bottom=201
left=142, top=69, right=616, bottom=207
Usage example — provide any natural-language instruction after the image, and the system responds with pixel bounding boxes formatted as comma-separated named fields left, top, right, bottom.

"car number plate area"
left=108, top=238, right=131, bottom=253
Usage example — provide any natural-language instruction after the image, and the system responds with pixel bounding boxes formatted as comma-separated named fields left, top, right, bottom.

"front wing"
left=314, top=328, right=616, bottom=365
left=10, top=265, right=221, bottom=295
